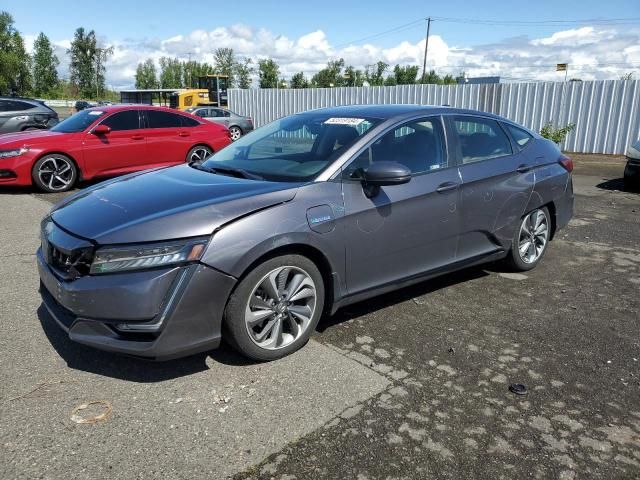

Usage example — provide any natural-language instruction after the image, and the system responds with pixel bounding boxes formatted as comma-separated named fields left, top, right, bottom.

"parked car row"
left=0, top=105, right=231, bottom=192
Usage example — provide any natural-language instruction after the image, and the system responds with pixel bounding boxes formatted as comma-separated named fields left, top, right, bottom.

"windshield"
left=51, top=109, right=106, bottom=133
left=201, top=113, right=380, bottom=182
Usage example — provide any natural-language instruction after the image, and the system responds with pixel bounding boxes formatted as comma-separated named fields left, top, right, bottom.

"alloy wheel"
left=189, top=147, right=212, bottom=164
left=244, top=266, right=317, bottom=350
left=518, top=209, right=549, bottom=264
left=37, top=156, right=75, bottom=191
left=229, top=126, right=242, bottom=141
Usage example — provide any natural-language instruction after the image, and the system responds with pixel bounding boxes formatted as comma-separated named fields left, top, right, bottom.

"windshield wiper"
left=190, top=162, right=263, bottom=180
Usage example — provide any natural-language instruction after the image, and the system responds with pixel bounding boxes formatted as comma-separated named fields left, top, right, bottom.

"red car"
left=0, top=105, right=232, bottom=192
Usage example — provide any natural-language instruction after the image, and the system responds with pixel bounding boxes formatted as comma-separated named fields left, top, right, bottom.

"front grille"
left=46, top=242, right=94, bottom=278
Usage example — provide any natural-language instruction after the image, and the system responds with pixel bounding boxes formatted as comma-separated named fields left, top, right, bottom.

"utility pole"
left=186, top=52, right=194, bottom=88
left=421, top=17, right=431, bottom=84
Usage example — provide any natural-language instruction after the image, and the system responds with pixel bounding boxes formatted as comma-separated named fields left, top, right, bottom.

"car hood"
left=0, top=129, right=68, bottom=147
left=51, top=164, right=300, bottom=244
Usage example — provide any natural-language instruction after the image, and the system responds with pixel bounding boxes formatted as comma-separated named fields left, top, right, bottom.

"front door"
left=342, top=116, right=460, bottom=294
left=81, top=109, right=147, bottom=177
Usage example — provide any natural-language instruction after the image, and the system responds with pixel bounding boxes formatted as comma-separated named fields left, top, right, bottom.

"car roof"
left=84, top=104, right=189, bottom=114
left=300, top=104, right=505, bottom=121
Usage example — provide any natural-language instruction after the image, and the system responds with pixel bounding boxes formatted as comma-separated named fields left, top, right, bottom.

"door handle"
left=130, top=134, right=144, bottom=140
left=178, top=132, right=190, bottom=137
left=516, top=164, right=532, bottom=173
left=436, top=181, right=460, bottom=193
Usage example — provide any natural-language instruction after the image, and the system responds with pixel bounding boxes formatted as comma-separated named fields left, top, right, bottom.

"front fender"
left=200, top=181, right=346, bottom=292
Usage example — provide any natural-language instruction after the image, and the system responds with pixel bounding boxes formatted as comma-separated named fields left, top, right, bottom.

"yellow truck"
left=169, top=75, right=229, bottom=110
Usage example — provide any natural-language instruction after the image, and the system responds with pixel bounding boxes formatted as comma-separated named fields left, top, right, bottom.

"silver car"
left=186, top=106, right=253, bottom=141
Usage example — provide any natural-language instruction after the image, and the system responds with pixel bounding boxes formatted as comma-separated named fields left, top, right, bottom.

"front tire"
left=224, top=255, right=325, bottom=361
left=32, top=154, right=78, bottom=193
left=507, top=207, right=551, bottom=271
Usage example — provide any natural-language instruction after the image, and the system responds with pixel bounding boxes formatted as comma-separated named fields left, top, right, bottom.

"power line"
left=432, top=16, right=640, bottom=26
left=332, top=15, right=640, bottom=50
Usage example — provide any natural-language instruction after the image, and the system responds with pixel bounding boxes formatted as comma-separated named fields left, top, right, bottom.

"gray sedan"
left=186, top=106, right=253, bottom=141
left=37, top=105, right=574, bottom=362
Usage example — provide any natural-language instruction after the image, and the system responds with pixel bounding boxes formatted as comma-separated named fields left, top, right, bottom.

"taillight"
left=559, top=154, right=573, bottom=173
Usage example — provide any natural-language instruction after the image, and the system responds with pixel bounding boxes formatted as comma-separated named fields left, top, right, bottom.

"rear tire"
left=507, top=207, right=551, bottom=271
left=31, top=154, right=78, bottom=193
left=186, top=145, right=212, bottom=164
left=224, top=254, right=325, bottom=361
left=229, top=126, right=242, bottom=141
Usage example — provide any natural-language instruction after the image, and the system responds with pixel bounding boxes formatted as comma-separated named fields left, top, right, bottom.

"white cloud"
left=27, top=23, right=640, bottom=89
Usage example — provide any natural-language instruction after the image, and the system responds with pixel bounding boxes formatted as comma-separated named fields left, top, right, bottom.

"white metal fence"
left=228, top=80, right=640, bottom=155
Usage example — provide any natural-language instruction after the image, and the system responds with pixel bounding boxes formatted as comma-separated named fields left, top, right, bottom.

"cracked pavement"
left=1, top=155, right=639, bottom=479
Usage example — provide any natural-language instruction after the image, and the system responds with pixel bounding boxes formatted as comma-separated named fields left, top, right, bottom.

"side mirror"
left=358, top=161, right=411, bottom=197
left=92, top=124, right=111, bottom=135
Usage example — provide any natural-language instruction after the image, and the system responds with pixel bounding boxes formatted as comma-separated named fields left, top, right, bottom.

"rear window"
left=453, top=116, right=513, bottom=164
left=505, top=124, right=534, bottom=149
left=180, top=115, right=200, bottom=127
left=147, top=110, right=183, bottom=128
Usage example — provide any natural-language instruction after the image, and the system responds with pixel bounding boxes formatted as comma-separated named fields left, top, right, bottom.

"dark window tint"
left=180, top=115, right=200, bottom=127
left=0, top=100, right=8, bottom=112
left=210, top=109, right=224, bottom=118
left=147, top=110, right=183, bottom=128
left=100, top=110, right=140, bottom=131
left=454, top=117, right=512, bottom=164
left=346, top=117, right=446, bottom=176
left=3, top=100, right=36, bottom=111
left=505, top=123, right=534, bottom=148
left=194, top=109, right=208, bottom=118
left=222, top=110, right=230, bottom=118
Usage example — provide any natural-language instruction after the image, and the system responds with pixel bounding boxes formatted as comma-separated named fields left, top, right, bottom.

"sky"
left=7, top=0, right=640, bottom=89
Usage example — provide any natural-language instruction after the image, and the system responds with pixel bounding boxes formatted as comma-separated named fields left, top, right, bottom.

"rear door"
left=81, top=109, right=148, bottom=176
left=142, top=110, right=194, bottom=165
left=341, top=116, right=461, bottom=294
left=449, top=115, right=535, bottom=260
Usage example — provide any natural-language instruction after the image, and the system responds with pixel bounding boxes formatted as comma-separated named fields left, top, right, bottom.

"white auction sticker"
left=88, top=111, right=104, bottom=115
left=324, top=117, right=364, bottom=126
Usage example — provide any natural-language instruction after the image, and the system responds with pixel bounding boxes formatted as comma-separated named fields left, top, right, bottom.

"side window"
left=222, top=110, right=231, bottom=118
left=345, top=117, right=446, bottom=176
left=100, top=110, right=140, bottom=131
left=180, top=115, right=200, bottom=127
left=505, top=123, right=533, bottom=149
left=454, top=116, right=512, bottom=164
left=210, top=109, right=224, bottom=118
left=9, top=100, right=36, bottom=111
left=147, top=110, right=183, bottom=129
left=0, top=100, right=8, bottom=112
left=194, top=109, right=207, bottom=118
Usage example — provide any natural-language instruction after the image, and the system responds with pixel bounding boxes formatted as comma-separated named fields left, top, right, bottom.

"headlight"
left=90, top=237, right=208, bottom=274
left=0, top=148, right=29, bottom=159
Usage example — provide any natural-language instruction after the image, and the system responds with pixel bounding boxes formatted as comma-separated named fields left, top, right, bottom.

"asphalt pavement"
left=1, top=155, right=638, bottom=479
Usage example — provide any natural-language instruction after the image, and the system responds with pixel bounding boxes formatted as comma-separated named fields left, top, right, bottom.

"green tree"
left=234, top=57, right=253, bottom=89
left=213, top=47, right=236, bottom=87
left=159, top=57, right=182, bottom=88
left=68, top=27, right=98, bottom=98
left=393, top=64, right=419, bottom=85
left=312, top=58, right=345, bottom=87
left=94, top=44, right=113, bottom=98
left=32, top=32, right=59, bottom=97
left=365, top=61, right=388, bottom=86
left=182, top=61, right=215, bottom=87
left=290, top=71, right=309, bottom=89
left=135, top=58, right=158, bottom=89
left=258, top=58, right=280, bottom=88
left=384, top=75, right=397, bottom=86
left=0, top=11, right=32, bottom=95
